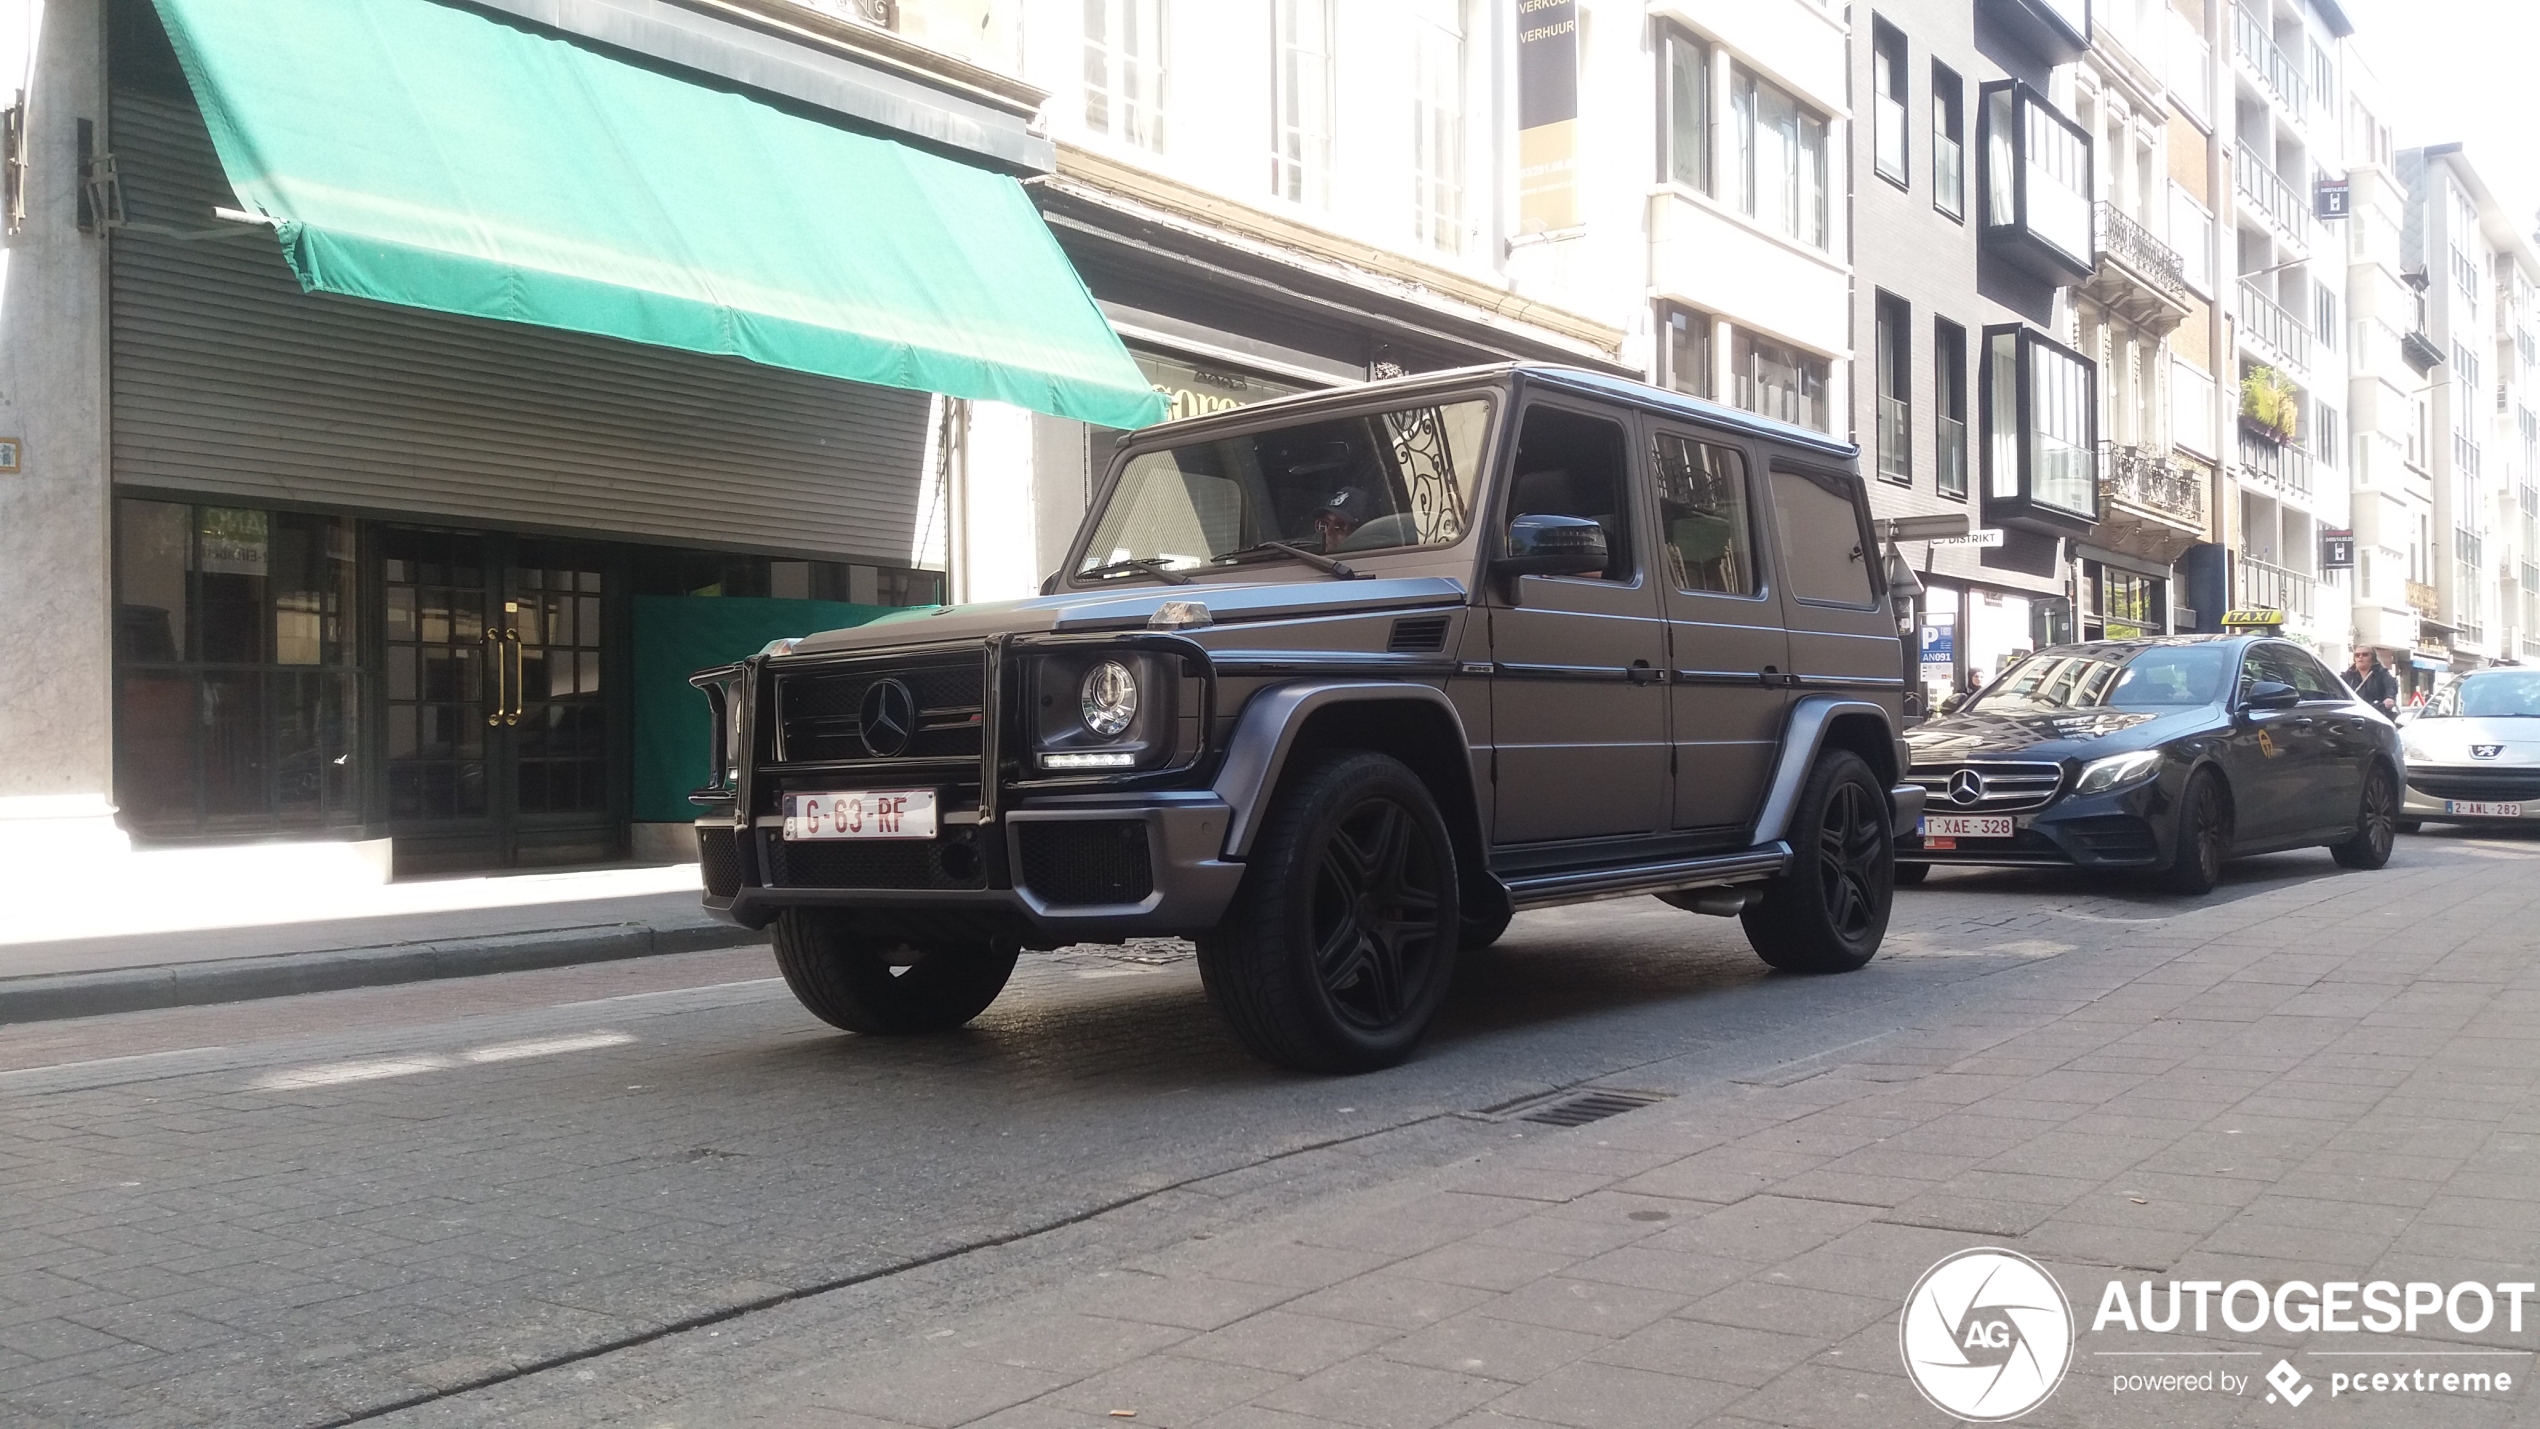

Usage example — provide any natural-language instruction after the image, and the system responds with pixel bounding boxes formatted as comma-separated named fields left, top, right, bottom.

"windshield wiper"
left=1077, top=557, right=1194, bottom=586
left=1211, top=540, right=1363, bottom=580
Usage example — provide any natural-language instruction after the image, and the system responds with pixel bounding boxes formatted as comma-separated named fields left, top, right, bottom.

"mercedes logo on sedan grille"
left=859, top=679, right=918, bottom=759
left=1947, top=769, right=1988, bottom=806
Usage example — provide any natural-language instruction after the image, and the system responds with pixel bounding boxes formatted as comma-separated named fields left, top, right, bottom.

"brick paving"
left=594, top=836, right=2540, bottom=1429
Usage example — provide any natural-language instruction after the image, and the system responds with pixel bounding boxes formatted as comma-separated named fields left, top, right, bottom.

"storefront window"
left=114, top=499, right=363, bottom=836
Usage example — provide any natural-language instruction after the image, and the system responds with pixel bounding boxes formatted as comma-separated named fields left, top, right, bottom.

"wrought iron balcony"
left=2233, top=5, right=2305, bottom=122
left=2084, top=203, right=2189, bottom=331
left=2100, top=443, right=2204, bottom=525
left=2238, top=553, right=2315, bottom=617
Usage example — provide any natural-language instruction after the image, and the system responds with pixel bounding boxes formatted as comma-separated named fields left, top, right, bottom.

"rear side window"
left=1768, top=465, right=1877, bottom=606
left=1651, top=434, right=1757, bottom=596
left=2283, top=648, right=2347, bottom=702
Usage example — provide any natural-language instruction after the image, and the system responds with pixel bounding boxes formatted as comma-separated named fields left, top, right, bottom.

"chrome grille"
left=1908, top=760, right=2065, bottom=813
left=773, top=654, right=984, bottom=764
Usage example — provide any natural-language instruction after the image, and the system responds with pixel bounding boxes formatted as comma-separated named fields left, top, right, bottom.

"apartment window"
left=1660, top=27, right=1711, bottom=194
left=1935, top=318, right=1969, bottom=499
left=1410, top=0, right=1466, bottom=254
left=1979, top=80, right=2093, bottom=283
left=2315, top=286, right=2339, bottom=352
left=2170, top=184, right=2213, bottom=292
left=2455, top=342, right=2482, bottom=398
left=1872, top=20, right=1907, bottom=188
left=2315, top=404, right=2341, bottom=470
left=2309, top=39, right=2335, bottom=112
left=1932, top=63, right=1964, bottom=220
left=1658, top=303, right=1716, bottom=400
left=1875, top=292, right=1912, bottom=484
left=1981, top=323, right=2098, bottom=530
left=1734, top=66, right=1829, bottom=249
left=1083, top=0, right=1167, bottom=151
left=1733, top=328, right=1830, bottom=433
left=1271, top=0, right=1335, bottom=206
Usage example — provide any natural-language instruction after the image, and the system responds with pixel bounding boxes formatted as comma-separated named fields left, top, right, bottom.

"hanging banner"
left=1515, top=0, right=1579, bottom=234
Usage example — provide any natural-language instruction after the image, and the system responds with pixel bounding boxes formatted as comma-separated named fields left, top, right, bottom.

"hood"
left=783, top=576, right=1471, bottom=657
left=2401, top=715, right=2540, bottom=766
left=1908, top=704, right=2219, bottom=763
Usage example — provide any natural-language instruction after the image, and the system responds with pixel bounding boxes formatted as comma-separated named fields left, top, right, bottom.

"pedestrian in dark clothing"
left=2344, top=649, right=2398, bottom=716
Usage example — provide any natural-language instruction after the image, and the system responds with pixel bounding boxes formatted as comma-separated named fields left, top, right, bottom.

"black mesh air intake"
left=1016, top=820, right=1155, bottom=906
left=698, top=826, right=744, bottom=898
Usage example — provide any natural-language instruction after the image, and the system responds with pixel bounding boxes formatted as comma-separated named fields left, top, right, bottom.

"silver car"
left=2399, top=669, right=2540, bottom=830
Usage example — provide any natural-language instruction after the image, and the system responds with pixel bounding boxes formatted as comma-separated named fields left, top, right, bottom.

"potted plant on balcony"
left=2240, top=366, right=2299, bottom=445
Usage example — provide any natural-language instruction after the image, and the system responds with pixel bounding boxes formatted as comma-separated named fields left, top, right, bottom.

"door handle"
left=504, top=629, right=524, bottom=725
left=1628, top=660, right=1659, bottom=686
left=484, top=629, right=507, bottom=728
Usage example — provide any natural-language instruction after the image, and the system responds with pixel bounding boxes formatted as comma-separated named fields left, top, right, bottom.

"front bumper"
left=698, top=793, right=1246, bottom=941
left=2402, top=767, right=2540, bottom=822
left=1898, top=776, right=2177, bottom=871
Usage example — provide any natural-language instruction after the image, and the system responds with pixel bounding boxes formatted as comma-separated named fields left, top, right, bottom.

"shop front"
left=79, top=0, right=1162, bottom=873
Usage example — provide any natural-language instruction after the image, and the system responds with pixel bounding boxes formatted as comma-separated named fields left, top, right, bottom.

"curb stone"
left=0, top=921, right=768, bottom=1025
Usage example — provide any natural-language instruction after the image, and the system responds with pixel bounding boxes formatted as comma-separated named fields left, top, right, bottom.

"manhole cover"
left=1485, top=1087, right=1673, bottom=1128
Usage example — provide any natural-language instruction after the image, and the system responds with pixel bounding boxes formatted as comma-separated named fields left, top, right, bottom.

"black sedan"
left=1899, top=635, right=2403, bottom=893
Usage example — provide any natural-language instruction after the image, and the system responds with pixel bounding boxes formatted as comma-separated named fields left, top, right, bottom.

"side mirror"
left=2244, top=680, right=2301, bottom=711
left=1496, top=513, right=1608, bottom=584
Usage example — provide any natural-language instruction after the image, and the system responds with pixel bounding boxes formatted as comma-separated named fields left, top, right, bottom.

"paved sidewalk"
left=0, top=863, right=757, bottom=1022
left=624, top=841, right=2540, bottom=1429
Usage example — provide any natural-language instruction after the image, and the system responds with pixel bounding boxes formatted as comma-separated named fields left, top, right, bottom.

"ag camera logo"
left=1902, top=1248, right=2075, bottom=1421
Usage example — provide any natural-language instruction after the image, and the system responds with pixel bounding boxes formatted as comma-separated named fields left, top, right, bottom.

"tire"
left=770, top=910, right=1018, bottom=1034
left=1196, top=751, right=1461, bottom=1073
left=1459, top=903, right=1513, bottom=950
left=2330, top=764, right=2399, bottom=870
left=1893, top=861, right=1932, bottom=886
left=2157, top=770, right=2230, bottom=895
left=1741, top=751, right=1892, bottom=973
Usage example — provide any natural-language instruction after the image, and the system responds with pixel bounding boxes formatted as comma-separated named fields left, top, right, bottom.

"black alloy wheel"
left=2331, top=765, right=2400, bottom=870
left=1198, top=751, right=1461, bottom=1073
left=2157, top=770, right=2230, bottom=895
left=1743, top=751, right=1892, bottom=973
left=771, top=910, right=1019, bottom=1034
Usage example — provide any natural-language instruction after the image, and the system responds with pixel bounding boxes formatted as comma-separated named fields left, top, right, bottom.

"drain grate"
left=1514, top=1088, right=1671, bottom=1128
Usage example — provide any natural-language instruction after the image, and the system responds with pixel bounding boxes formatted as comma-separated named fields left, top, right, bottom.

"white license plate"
left=2445, top=800, right=2525, bottom=818
left=783, top=790, right=938, bottom=841
left=1921, top=815, right=2014, bottom=839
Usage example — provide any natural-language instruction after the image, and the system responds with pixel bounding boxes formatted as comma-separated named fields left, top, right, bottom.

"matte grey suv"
left=691, top=365, right=1925, bottom=1072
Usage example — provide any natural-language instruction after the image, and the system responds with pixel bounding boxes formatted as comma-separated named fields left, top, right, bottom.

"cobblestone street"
left=4, top=832, right=2537, bottom=1428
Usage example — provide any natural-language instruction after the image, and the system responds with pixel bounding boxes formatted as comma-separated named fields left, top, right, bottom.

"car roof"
left=1114, top=361, right=1862, bottom=462
left=2017, top=634, right=2255, bottom=661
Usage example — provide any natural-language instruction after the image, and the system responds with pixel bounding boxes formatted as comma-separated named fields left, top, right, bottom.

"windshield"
left=1968, top=644, right=2235, bottom=713
left=1075, top=399, right=1493, bottom=579
left=2428, top=671, right=2540, bottom=717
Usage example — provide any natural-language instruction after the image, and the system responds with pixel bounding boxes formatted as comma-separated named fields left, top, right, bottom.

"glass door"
left=379, top=528, right=620, bottom=869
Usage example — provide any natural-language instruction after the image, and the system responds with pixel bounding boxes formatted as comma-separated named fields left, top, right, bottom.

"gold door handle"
left=485, top=629, right=506, bottom=727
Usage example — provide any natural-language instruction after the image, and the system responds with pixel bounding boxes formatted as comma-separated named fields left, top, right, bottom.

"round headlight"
left=1080, top=660, right=1140, bottom=737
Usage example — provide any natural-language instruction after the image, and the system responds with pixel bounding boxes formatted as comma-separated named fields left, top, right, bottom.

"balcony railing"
left=1877, top=396, right=1911, bottom=482
left=2240, top=279, right=2312, bottom=373
left=2234, top=148, right=2307, bottom=241
left=2095, top=202, right=2188, bottom=301
left=2234, top=5, right=2306, bottom=121
left=2239, top=426, right=2312, bottom=498
left=1937, top=415, right=1969, bottom=499
left=2101, top=443, right=2205, bottom=523
left=2239, top=553, right=2316, bottom=617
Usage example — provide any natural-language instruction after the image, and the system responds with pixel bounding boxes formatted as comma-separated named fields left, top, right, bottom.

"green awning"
left=146, top=0, right=1167, bottom=430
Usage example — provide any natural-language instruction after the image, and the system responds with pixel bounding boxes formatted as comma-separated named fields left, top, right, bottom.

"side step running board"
left=1500, top=844, right=1792, bottom=912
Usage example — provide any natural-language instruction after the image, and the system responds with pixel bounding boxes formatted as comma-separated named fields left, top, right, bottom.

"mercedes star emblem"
left=1947, top=769, right=1988, bottom=807
left=859, top=678, right=918, bottom=759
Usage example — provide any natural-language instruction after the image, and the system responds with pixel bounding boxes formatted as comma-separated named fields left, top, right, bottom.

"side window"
left=1650, top=433, right=1758, bottom=596
left=2238, top=643, right=2297, bottom=700
left=1766, top=465, right=1877, bottom=606
left=2286, top=649, right=2347, bottom=702
left=1507, top=405, right=1635, bottom=582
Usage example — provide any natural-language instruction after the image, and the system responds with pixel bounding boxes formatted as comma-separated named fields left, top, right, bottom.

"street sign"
left=2223, top=607, right=2287, bottom=630
left=2315, top=175, right=2350, bottom=221
left=1926, top=528, right=2005, bottom=549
